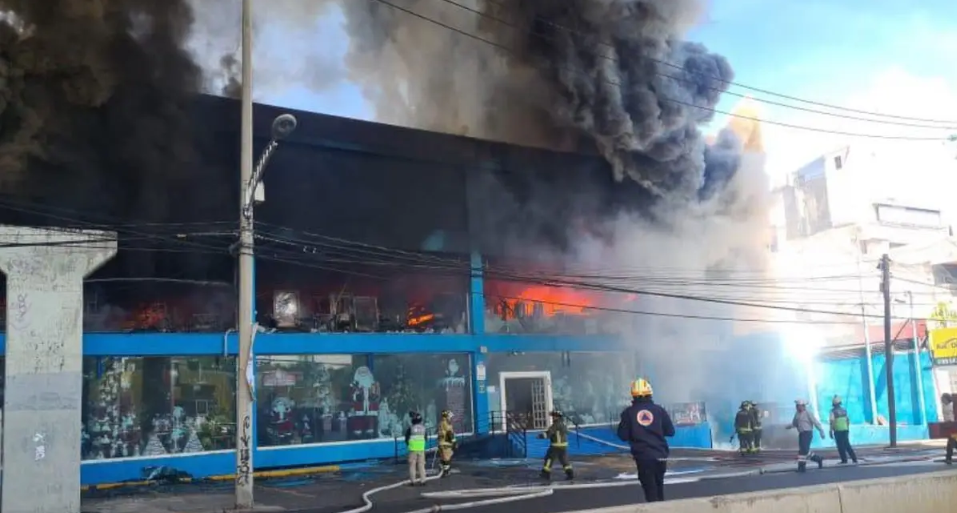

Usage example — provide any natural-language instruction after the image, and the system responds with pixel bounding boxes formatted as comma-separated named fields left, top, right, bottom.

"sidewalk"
left=81, top=445, right=947, bottom=513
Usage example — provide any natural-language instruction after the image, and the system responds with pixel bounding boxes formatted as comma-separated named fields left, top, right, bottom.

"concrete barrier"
left=572, top=470, right=957, bottom=513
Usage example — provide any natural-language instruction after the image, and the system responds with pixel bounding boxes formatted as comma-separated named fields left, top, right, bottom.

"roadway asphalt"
left=82, top=446, right=953, bottom=513
left=319, top=463, right=957, bottom=513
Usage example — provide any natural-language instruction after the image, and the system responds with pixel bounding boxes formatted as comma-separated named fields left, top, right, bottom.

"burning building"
left=0, top=0, right=787, bottom=484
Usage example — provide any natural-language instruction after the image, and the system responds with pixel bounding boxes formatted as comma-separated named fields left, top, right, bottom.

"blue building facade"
left=0, top=98, right=934, bottom=486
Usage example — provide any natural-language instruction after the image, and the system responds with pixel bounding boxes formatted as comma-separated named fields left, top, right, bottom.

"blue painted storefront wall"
left=815, top=352, right=937, bottom=428
left=0, top=331, right=633, bottom=484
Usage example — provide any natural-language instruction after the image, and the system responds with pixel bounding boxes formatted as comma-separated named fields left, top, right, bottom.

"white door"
left=499, top=371, right=554, bottom=431
left=530, top=378, right=548, bottom=430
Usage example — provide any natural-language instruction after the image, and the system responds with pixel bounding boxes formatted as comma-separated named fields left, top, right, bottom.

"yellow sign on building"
left=929, top=327, right=957, bottom=366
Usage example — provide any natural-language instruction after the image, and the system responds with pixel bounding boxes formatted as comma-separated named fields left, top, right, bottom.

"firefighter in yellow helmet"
left=538, top=410, right=574, bottom=481
left=617, top=379, right=675, bottom=503
left=829, top=395, right=857, bottom=464
left=437, top=409, right=457, bottom=477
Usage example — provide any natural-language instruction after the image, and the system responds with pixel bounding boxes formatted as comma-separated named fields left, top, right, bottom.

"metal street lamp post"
left=236, top=0, right=298, bottom=507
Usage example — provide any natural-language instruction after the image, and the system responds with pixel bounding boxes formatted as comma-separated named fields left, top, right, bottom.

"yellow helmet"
left=630, top=378, right=653, bottom=397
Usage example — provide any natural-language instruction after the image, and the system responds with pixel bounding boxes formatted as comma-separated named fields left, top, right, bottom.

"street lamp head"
left=271, top=114, right=298, bottom=141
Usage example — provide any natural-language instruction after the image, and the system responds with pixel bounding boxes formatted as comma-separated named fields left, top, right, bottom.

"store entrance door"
left=499, top=371, right=553, bottom=430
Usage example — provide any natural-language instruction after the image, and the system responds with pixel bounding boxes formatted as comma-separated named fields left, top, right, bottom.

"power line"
left=255, top=227, right=928, bottom=322
left=251, top=252, right=853, bottom=325
left=474, top=0, right=957, bottom=126
left=373, top=0, right=952, bottom=141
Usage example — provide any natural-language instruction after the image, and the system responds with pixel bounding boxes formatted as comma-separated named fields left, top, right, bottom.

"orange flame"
left=408, top=313, right=435, bottom=327
left=487, top=282, right=607, bottom=320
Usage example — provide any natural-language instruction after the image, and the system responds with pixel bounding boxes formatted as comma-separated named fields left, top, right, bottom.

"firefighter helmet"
left=410, top=411, right=423, bottom=423
left=832, top=395, right=842, bottom=406
left=441, top=409, right=453, bottom=419
left=550, top=410, right=563, bottom=418
left=795, top=399, right=807, bottom=407
left=630, top=378, right=653, bottom=397
left=740, top=401, right=750, bottom=410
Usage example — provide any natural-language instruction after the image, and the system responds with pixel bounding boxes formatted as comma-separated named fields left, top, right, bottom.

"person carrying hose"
left=438, top=409, right=457, bottom=477
left=733, top=401, right=754, bottom=455
left=828, top=395, right=857, bottom=464
left=786, top=399, right=825, bottom=472
left=748, top=401, right=763, bottom=453
left=617, top=378, right=675, bottom=503
left=404, top=411, right=427, bottom=486
left=538, top=410, right=574, bottom=481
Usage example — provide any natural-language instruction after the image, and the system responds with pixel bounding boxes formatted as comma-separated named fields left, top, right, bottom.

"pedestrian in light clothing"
left=404, top=411, right=427, bottom=486
left=617, top=379, right=675, bottom=503
left=786, top=399, right=825, bottom=472
left=829, top=396, right=857, bottom=464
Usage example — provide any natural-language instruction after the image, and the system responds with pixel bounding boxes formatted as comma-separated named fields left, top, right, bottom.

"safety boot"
left=565, top=469, right=574, bottom=480
left=812, top=454, right=824, bottom=469
left=797, top=461, right=807, bottom=473
left=540, top=470, right=551, bottom=480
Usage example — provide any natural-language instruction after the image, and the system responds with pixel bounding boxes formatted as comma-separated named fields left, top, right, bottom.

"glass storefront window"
left=255, top=353, right=473, bottom=447
left=81, top=356, right=237, bottom=459
left=373, top=354, right=473, bottom=436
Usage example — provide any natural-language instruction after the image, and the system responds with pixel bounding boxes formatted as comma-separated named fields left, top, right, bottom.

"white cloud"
left=760, top=68, right=957, bottom=183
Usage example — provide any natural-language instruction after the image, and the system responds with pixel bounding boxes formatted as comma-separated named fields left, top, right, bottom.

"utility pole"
left=856, top=248, right=878, bottom=423
left=906, top=291, right=927, bottom=425
left=236, top=0, right=255, bottom=507
left=880, top=253, right=897, bottom=447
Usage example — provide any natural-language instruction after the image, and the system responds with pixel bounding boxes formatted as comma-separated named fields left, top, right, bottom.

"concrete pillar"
left=0, top=226, right=116, bottom=513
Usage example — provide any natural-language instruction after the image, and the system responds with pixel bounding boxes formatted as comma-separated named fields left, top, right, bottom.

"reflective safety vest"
left=832, top=407, right=849, bottom=432
left=408, top=424, right=426, bottom=452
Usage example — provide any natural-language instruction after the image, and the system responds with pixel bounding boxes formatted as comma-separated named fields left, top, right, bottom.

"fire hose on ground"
left=340, top=429, right=941, bottom=513
left=341, top=431, right=727, bottom=513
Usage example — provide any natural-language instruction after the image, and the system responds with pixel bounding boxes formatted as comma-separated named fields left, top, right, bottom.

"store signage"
left=929, top=328, right=957, bottom=366
left=476, top=363, right=486, bottom=381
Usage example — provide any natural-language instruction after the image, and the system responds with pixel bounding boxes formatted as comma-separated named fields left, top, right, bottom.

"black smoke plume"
left=331, top=0, right=735, bottom=199
left=0, top=1, right=233, bottom=276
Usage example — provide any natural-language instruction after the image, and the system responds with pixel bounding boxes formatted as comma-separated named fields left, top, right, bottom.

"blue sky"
left=261, top=0, right=957, bottom=174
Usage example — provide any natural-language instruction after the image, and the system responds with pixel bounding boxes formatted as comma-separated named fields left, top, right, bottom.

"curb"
left=758, top=455, right=938, bottom=475
left=81, top=465, right=341, bottom=492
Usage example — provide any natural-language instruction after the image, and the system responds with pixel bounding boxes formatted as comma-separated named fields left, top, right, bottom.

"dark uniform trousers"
left=543, top=446, right=571, bottom=475
left=635, top=459, right=667, bottom=502
left=833, top=430, right=857, bottom=463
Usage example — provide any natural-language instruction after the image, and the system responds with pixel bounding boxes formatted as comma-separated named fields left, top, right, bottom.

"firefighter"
left=404, top=411, right=427, bottom=486
left=437, top=409, right=457, bottom=477
left=617, top=378, right=675, bottom=503
left=786, top=399, right=825, bottom=472
left=749, top=401, right=763, bottom=453
left=828, top=396, right=857, bottom=464
left=538, top=410, right=574, bottom=481
left=941, top=393, right=956, bottom=464
left=733, top=401, right=754, bottom=455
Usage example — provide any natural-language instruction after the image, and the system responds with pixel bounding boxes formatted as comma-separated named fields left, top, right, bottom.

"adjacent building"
left=768, top=141, right=957, bottom=428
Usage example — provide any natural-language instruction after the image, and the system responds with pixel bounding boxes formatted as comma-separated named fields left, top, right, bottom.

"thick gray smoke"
left=322, top=0, right=789, bottom=416
left=330, top=0, right=733, bottom=199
